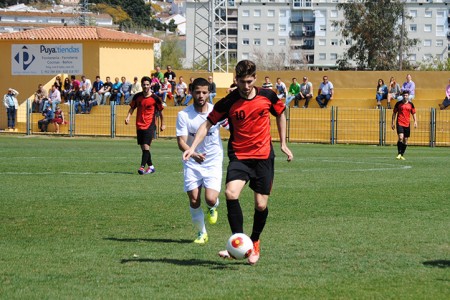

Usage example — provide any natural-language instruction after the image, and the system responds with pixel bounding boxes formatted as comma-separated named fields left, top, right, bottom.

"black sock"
left=141, top=150, right=150, bottom=167
left=250, top=208, right=268, bottom=242
left=147, top=151, right=153, bottom=166
left=397, top=141, right=402, bottom=154
left=226, top=199, right=243, bottom=234
left=402, top=143, right=407, bottom=155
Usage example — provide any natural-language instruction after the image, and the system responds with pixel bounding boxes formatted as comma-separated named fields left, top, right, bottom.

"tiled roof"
left=0, top=26, right=160, bottom=44
left=0, top=11, right=111, bottom=19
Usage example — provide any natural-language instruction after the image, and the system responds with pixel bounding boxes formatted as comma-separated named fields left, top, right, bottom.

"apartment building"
left=185, top=0, right=450, bottom=69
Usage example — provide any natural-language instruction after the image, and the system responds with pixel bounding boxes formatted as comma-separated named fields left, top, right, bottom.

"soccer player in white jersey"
left=176, top=78, right=225, bottom=244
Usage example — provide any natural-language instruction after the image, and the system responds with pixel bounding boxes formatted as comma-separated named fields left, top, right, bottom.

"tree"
left=334, top=0, right=418, bottom=70
left=90, top=0, right=152, bottom=29
left=155, top=37, right=183, bottom=70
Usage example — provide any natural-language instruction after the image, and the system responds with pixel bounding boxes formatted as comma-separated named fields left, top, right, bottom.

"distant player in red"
left=125, top=76, right=166, bottom=174
left=183, top=60, right=293, bottom=265
left=392, top=90, right=417, bottom=160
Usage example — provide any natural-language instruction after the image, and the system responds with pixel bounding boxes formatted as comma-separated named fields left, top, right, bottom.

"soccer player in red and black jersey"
left=392, top=91, right=417, bottom=160
left=183, top=60, right=293, bottom=265
left=125, top=76, right=166, bottom=174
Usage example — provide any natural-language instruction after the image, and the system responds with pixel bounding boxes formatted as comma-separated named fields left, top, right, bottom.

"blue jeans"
left=209, top=93, right=216, bottom=104
left=316, top=94, right=331, bottom=108
left=7, top=107, right=16, bottom=128
left=183, top=94, right=193, bottom=106
left=285, top=95, right=296, bottom=107
left=376, top=93, right=388, bottom=102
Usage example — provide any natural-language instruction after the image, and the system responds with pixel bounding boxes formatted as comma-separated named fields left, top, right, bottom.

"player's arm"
left=412, top=112, right=417, bottom=128
left=391, top=110, right=397, bottom=130
left=276, top=113, right=293, bottom=162
left=125, top=107, right=135, bottom=125
left=177, top=135, right=206, bottom=164
left=159, top=110, right=166, bottom=131
left=182, top=120, right=213, bottom=161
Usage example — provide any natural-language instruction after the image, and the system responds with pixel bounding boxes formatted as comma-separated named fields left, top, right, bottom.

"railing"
left=2, top=101, right=449, bottom=147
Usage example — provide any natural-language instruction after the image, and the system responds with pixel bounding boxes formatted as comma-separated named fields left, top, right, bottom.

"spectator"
left=126, top=76, right=142, bottom=105
left=52, top=106, right=66, bottom=134
left=80, top=75, right=92, bottom=102
left=208, top=76, right=216, bottom=104
left=62, top=77, right=72, bottom=103
left=174, top=76, right=188, bottom=106
left=33, top=84, right=48, bottom=113
left=376, top=79, right=388, bottom=109
left=68, top=75, right=81, bottom=112
left=438, top=78, right=450, bottom=110
left=183, top=77, right=195, bottom=106
left=387, top=77, right=401, bottom=109
left=90, top=76, right=104, bottom=105
left=3, top=88, right=19, bottom=130
left=44, top=84, right=61, bottom=111
left=120, top=76, right=132, bottom=104
left=316, top=75, right=334, bottom=108
left=227, top=78, right=238, bottom=93
left=110, top=77, right=123, bottom=105
left=38, top=105, right=55, bottom=132
left=298, top=76, right=313, bottom=108
left=98, top=76, right=112, bottom=105
left=398, top=74, right=415, bottom=102
left=153, top=66, right=164, bottom=82
left=164, top=65, right=177, bottom=94
left=262, top=76, right=274, bottom=90
left=54, top=76, right=62, bottom=92
left=151, top=74, right=161, bottom=94
left=285, top=77, right=300, bottom=107
left=275, top=77, right=288, bottom=100
left=158, top=77, right=172, bottom=106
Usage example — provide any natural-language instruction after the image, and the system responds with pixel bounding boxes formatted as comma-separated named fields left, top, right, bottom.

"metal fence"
left=1, top=100, right=449, bottom=147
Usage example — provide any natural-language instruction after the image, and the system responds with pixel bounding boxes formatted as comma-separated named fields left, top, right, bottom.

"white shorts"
left=183, top=163, right=222, bottom=193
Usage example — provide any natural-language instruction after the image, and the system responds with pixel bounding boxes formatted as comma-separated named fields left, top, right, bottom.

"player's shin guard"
left=250, top=207, right=268, bottom=242
left=226, top=199, right=243, bottom=234
left=141, top=150, right=150, bottom=167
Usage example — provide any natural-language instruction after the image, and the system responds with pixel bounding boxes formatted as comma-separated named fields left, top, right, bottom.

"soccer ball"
left=226, top=233, right=253, bottom=259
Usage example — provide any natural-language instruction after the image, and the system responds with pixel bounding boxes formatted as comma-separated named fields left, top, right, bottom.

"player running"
left=183, top=60, right=293, bottom=265
left=392, top=90, right=417, bottom=160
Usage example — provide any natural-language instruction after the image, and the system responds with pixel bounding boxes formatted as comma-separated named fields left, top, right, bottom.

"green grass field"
left=0, top=135, right=449, bottom=299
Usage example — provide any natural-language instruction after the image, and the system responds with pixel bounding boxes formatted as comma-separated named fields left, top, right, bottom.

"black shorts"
left=226, top=157, right=274, bottom=195
left=136, top=125, right=155, bottom=145
left=397, top=125, right=411, bottom=138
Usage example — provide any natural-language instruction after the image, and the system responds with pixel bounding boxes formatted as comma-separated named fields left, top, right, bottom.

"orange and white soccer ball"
left=226, top=233, right=253, bottom=259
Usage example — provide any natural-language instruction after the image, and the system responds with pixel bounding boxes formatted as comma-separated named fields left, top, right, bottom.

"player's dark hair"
left=192, top=77, right=209, bottom=90
left=235, top=60, right=256, bottom=79
left=141, top=76, right=151, bottom=85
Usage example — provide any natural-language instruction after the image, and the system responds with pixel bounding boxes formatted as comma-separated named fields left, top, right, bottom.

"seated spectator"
left=227, top=78, right=238, bottom=93
left=376, top=79, right=388, bottom=108
left=439, top=78, right=450, bottom=110
left=80, top=75, right=92, bottom=102
left=174, top=76, right=187, bottom=106
left=298, top=76, right=313, bottom=108
left=33, top=84, right=48, bottom=113
left=68, top=75, right=82, bottom=113
left=208, top=76, right=216, bottom=104
left=183, top=77, right=194, bottom=106
left=126, top=76, right=142, bottom=104
left=158, top=77, right=172, bottom=106
left=285, top=77, right=300, bottom=107
left=151, top=74, right=161, bottom=94
left=398, top=74, right=415, bottom=102
left=52, top=106, right=66, bottom=134
left=38, top=105, right=55, bottom=132
left=120, top=76, right=132, bottom=104
left=262, top=76, right=274, bottom=90
left=316, top=76, right=334, bottom=108
left=98, top=76, right=112, bottom=105
left=90, top=75, right=104, bottom=104
left=110, top=77, right=123, bottom=105
left=62, top=77, right=72, bottom=103
left=387, top=77, right=400, bottom=109
left=275, top=78, right=287, bottom=100
left=54, top=76, right=62, bottom=92
left=44, top=84, right=61, bottom=111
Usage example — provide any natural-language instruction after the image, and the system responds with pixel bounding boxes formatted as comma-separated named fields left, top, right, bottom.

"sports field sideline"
left=0, top=135, right=448, bottom=299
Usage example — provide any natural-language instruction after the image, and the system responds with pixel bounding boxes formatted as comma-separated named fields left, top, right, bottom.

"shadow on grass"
left=104, top=237, right=192, bottom=244
left=120, top=257, right=246, bottom=269
left=423, top=260, right=450, bottom=268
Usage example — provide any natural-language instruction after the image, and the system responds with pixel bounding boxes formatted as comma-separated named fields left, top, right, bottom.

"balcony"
left=289, top=31, right=315, bottom=38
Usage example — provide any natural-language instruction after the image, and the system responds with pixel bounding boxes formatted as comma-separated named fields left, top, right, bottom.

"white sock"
left=207, top=198, right=220, bottom=210
left=190, top=206, right=206, bottom=234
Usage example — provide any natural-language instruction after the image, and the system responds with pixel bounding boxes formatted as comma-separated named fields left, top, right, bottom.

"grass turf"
left=0, top=135, right=449, bottom=299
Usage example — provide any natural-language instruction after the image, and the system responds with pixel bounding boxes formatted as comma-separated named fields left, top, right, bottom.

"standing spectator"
left=208, top=76, right=216, bottom=104
left=316, top=75, right=334, bottom=108
left=285, top=77, right=300, bottom=107
left=110, top=77, right=123, bottom=105
left=164, top=65, right=177, bottom=94
left=98, top=76, right=112, bottom=105
left=298, top=76, right=313, bottom=108
left=375, top=79, right=388, bottom=109
left=52, top=106, right=66, bottom=134
left=120, top=76, right=132, bottom=104
left=38, top=105, right=55, bottom=132
left=3, top=88, right=19, bottom=130
left=176, top=77, right=224, bottom=244
left=33, top=84, right=48, bottom=113
left=392, top=91, right=417, bottom=160
left=439, top=78, right=450, bottom=110
left=275, top=77, right=288, bottom=100
left=175, top=76, right=188, bottom=106
left=262, top=76, right=273, bottom=90
left=183, top=60, right=293, bottom=265
left=387, top=76, right=401, bottom=109
left=398, top=74, right=415, bottom=102
left=62, top=77, right=72, bottom=103
left=183, top=77, right=195, bottom=106
left=127, top=76, right=142, bottom=105
left=44, top=84, right=61, bottom=111
left=125, top=76, right=166, bottom=175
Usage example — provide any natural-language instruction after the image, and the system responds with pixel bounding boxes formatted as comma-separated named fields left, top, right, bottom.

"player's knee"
left=225, top=189, right=239, bottom=200
left=255, top=203, right=267, bottom=211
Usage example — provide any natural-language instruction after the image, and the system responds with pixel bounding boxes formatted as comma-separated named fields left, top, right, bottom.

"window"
left=437, top=11, right=445, bottom=18
left=331, top=39, right=338, bottom=46
left=345, top=39, right=352, bottom=46
left=254, top=39, right=261, bottom=46
left=424, top=24, right=432, bottom=32
left=424, top=10, right=432, bottom=18
left=242, top=53, right=249, bottom=60
left=254, top=24, right=261, bottom=31
left=408, top=54, right=416, bottom=62
left=423, top=54, right=432, bottom=61
left=293, top=0, right=301, bottom=8
left=330, top=10, right=338, bottom=18
left=305, top=0, right=311, bottom=7
left=242, top=10, right=249, bottom=17
left=268, top=10, right=275, bottom=17
left=330, top=53, right=338, bottom=60
left=330, top=25, right=338, bottom=32
left=279, top=24, right=286, bottom=32
left=423, top=40, right=432, bottom=47
left=279, top=10, right=287, bottom=17
left=254, top=10, right=261, bottom=17
left=318, top=39, right=326, bottom=46
left=437, top=25, right=444, bottom=33
left=243, top=24, right=249, bottom=31
left=319, top=53, right=326, bottom=60
left=267, top=39, right=274, bottom=46
left=436, top=40, right=444, bottom=47
left=279, top=39, right=286, bottom=46
left=267, top=24, right=275, bottom=32
left=242, top=38, right=249, bottom=45
left=409, top=10, right=417, bottom=18
left=409, top=24, right=417, bottom=32
left=319, top=25, right=326, bottom=32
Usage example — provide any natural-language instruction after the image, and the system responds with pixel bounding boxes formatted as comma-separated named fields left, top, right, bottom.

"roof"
left=0, top=26, right=160, bottom=44
left=0, top=10, right=112, bottom=19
